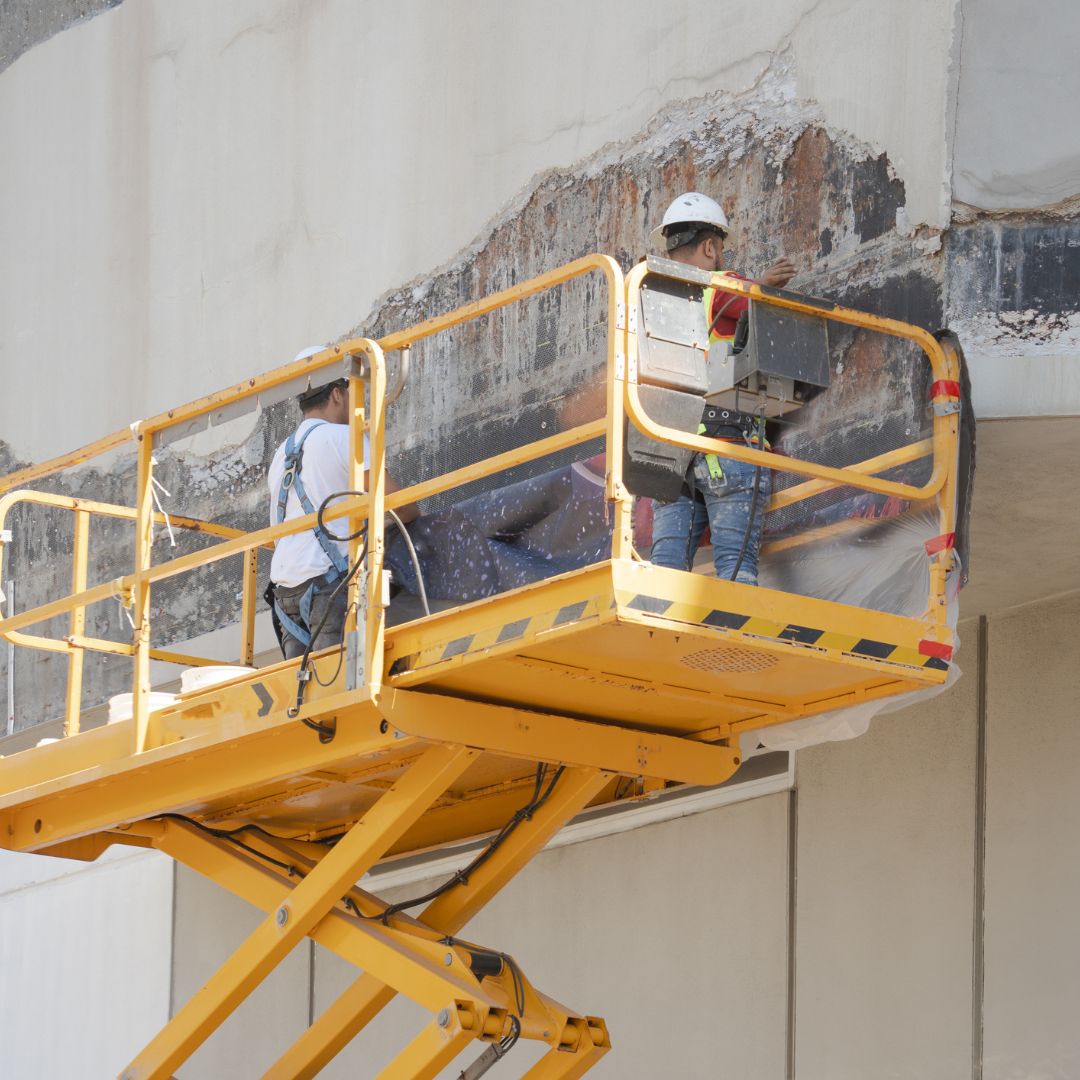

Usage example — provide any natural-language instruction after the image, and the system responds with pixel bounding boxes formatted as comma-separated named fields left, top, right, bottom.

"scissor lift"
left=0, top=255, right=962, bottom=1078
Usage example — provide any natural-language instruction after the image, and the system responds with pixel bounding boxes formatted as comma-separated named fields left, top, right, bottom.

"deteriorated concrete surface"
left=0, top=0, right=121, bottom=73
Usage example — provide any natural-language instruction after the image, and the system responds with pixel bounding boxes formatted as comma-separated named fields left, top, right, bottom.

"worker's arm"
left=759, top=257, right=796, bottom=288
left=337, top=428, right=419, bottom=526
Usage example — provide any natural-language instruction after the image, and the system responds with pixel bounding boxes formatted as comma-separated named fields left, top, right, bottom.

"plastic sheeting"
left=752, top=504, right=964, bottom=751
left=386, top=458, right=611, bottom=601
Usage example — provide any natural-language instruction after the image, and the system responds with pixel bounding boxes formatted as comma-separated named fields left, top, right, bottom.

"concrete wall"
left=0, top=0, right=971, bottom=725
left=951, top=0, right=1080, bottom=212
left=0, top=848, right=173, bottom=1078
left=982, top=597, right=1080, bottom=1078
left=315, top=795, right=792, bottom=1078
left=794, top=634, right=979, bottom=1078
left=170, top=865, right=313, bottom=1077
left=946, top=0, right=1080, bottom=419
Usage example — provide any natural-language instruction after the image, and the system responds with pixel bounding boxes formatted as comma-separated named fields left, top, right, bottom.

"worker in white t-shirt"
left=267, top=352, right=416, bottom=659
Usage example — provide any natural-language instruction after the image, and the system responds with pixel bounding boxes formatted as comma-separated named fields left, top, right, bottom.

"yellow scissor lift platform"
left=0, top=255, right=961, bottom=1079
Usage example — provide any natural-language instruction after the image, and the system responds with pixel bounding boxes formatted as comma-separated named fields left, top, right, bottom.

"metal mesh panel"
left=383, top=275, right=612, bottom=602
left=767, top=326, right=934, bottom=536
left=1, top=450, right=139, bottom=731
left=386, top=276, right=609, bottom=510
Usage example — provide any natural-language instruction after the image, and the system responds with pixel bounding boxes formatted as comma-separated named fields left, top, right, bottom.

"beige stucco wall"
left=983, top=596, right=1080, bottom=1079
left=951, top=0, right=1080, bottom=211
left=0, top=848, right=174, bottom=1078
left=170, top=864, right=312, bottom=1077
left=793, top=643, right=979, bottom=1078
left=313, top=794, right=791, bottom=1078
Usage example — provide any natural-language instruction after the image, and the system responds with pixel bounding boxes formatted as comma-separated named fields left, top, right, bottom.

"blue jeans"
left=651, top=453, right=771, bottom=584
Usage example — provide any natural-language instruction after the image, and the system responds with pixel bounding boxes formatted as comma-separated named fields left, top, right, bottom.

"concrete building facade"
left=1, top=1, right=1078, bottom=1076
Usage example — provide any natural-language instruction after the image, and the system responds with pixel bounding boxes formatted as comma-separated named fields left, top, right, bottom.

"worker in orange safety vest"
left=648, top=191, right=795, bottom=584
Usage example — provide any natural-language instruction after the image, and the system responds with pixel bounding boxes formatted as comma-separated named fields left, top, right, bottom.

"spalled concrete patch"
left=358, top=56, right=943, bottom=507
left=946, top=216, right=1080, bottom=358
left=0, top=0, right=123, bottom=74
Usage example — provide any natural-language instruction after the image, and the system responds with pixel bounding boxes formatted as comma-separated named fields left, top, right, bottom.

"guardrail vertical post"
left=63, top=509, right=91, bottom=737
left=607, top=266, right=633, bottom=561
left=132, top=431, right=154, bottom=752
left=5, top=579, right=13, bottom=736
left=239, top=549, right=258, bottom=668
left=359, top=342, right=387, bottom=701
left=929, top=336, right=962, bottom=640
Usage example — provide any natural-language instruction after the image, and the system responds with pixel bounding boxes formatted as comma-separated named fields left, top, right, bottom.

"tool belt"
left=699, top=405, right=762, bottom=441
left=684, top=406, right=770, bottom=495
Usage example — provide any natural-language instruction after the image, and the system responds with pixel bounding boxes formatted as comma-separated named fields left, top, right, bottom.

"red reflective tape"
left=924, top=532, right=956, bottom=555
left=919, top=639, right=953, bottom=661
left=930, top=379, right=961, bottom=399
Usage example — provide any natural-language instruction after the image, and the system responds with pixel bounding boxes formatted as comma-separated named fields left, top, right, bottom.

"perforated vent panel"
left=680, top=647, right=779, bottom=674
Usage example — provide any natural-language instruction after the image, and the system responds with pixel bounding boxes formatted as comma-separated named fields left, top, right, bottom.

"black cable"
left=353, top=764, right=565, bottom=924
left=707, top=293, right=741, bottom=340
left=288, top=495, right=369, bottom=734
left=310, top=601, right=357, bottom=688
left=317, top=489, right=369, bottom=543
left=455, top=1012, right=521, bottom=1078
left=439, top=936, right=526, bottom=1016
left=499, top=1014, right=522, bottom=1054
left=729, top=404, right=768, bottom=583
left=291, top=487, right=430, bottom=733
left=503, top=953, right=526, bottom=1015
left=154, top=814, right=301, bottom=877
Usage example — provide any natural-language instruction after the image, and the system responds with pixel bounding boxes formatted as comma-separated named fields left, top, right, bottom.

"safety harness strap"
left=273, top=421, right=350, bottom=648
left=276, top=422, right=350, bottom=577
left=272, top=566, right=343, bottom=650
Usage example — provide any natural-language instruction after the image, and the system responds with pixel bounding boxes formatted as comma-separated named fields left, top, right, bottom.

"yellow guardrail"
left=622, top=260, right=958, bottom=502
left=0, top=253, right=959, bottom=746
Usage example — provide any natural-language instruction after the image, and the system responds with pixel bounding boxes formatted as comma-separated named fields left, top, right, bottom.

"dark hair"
left=664, top=221, right=727, bottom=253
left=298, top=378, right=348, bottom=411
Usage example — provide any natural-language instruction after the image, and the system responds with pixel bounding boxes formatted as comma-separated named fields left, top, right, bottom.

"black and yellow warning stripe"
left=393, top=595, right=612, bottom=675
left=621, top=593, right=950, bottom=672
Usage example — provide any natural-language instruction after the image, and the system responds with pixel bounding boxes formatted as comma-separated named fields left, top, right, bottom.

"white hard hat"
left=293, top=345, right=346, bottom=404
left=650, top=192, right=730, bottom=251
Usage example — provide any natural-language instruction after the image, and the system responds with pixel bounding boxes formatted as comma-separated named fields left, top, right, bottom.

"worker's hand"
left=759, top=257, right=796, bottom=289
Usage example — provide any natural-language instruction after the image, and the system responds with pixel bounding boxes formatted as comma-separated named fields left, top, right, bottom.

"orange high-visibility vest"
left=702, top=274, right=743, bottom=345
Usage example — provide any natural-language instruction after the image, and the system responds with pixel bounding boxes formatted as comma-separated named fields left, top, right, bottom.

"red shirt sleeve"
left=709, top=272, right=750, bottom=339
